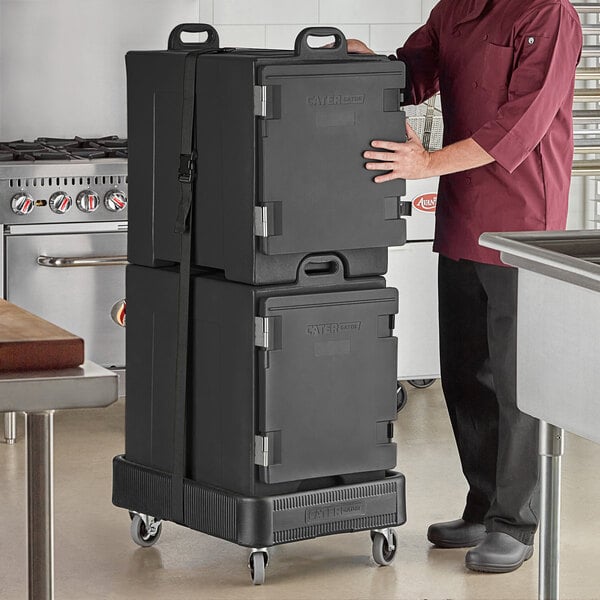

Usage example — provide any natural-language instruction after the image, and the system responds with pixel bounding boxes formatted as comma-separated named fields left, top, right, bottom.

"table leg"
left=538, top=420, right=564, bottom=600
left=27, top=412, right=54, bottom=600
left=4, top=411, right=17, bottom=444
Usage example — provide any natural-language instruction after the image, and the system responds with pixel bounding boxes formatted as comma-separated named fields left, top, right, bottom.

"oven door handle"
left=37, top=255, right=128, bottom=267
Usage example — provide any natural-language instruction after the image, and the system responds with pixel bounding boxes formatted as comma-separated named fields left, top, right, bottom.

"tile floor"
left=1, top=382, right=599, bottom=600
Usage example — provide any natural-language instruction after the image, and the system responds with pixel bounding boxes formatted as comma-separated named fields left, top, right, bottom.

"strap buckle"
left=178, top=152, right=197, bottom=183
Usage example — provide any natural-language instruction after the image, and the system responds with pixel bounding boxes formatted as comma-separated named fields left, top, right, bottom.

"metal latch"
left=255, top=316, right=272, bottom=349
left=178, top=151, right=197, bottom=183
left=254, top=206, right=269, bottom=238
left=254, top=435, right=270, bottom=467
left=254, top=85, right=268, bottom=118
left=399, top=200, right=412, bottom=217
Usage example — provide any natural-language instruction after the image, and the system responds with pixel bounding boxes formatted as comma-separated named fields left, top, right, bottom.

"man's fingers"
left=374, top=172, right=398, bottom=183
left=363, top=150, right=402, bottom=161
left=405, top=121, right=417, bottom=139
left=371, top=140, right=402, bottom=151
left=365, top=161, right=395, bottom=171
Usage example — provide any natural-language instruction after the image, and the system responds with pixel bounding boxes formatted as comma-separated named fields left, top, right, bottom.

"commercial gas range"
left=0, top=137, right=128, bottom=442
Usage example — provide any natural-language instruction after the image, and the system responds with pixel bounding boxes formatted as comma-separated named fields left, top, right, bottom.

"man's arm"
left=471, top=4, right=582, bottom=174
left=364, top=122, right=494, bottom=182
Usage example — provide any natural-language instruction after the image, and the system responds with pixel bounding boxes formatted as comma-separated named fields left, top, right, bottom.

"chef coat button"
left=472, top=81, right=478, bottom=88
left=528, top=36, right=535, bottom=45
left=483, top=34, right=489, bottom=41
left=466, top=177, right=472, bottom=184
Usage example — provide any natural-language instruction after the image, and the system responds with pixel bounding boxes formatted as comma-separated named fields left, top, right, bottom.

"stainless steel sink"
left=480, top=229, right=600, bottom=600
left=480, top=230, right=600, bottom=442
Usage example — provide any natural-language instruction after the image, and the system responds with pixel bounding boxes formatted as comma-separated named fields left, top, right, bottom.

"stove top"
left=0, top=136, right=128, bottom=225
left=0, top=136, right=128, bottom=162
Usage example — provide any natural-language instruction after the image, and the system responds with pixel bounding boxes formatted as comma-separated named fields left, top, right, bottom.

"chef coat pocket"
left=481, top=42, right=514, bottom=102
left=512, top=33, right=552, bottom=94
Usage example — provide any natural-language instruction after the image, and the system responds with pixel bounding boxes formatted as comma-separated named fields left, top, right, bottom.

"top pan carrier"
left=127, top=24, right=408, bottom=285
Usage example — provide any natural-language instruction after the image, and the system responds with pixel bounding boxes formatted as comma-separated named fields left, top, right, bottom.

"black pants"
left=438, top=255, right=539, bottom=545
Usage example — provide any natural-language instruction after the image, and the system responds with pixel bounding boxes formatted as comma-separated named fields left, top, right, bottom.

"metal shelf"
left=577, top=67, right=600, bottom=79
left=574, top=5, right=600, bottom=199
left=575, top=137, right=600, bottom=152
left=573, top=0, right=600, bottom=164
left=574, top=88, right=600, bottom=101
left=572, top=3, right=600, bottom=13
left=573, top=160, right=600, bottom=175
left=574, top=110, right=600, bottom=122
left=575, top=146, right=600, bottom=153
left=582, top=46, right=600, bottom=58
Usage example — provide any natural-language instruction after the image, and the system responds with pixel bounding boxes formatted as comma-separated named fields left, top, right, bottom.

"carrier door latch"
left=254, top=85, right=268, bottom=118
left=255, top=316, right=281, bottom=351
left=254, top=203, right=281, bottom=238
left=254, top=85, right=281, bottom=119
left=254, top=316, right=272, bottom=349
left=254, top=206, right=269, bottom=238
left=254, top=435, right=270, bottom=467
left=399, top=201, right=412, bottom=216
left=254, top=432, right=281, bottom=467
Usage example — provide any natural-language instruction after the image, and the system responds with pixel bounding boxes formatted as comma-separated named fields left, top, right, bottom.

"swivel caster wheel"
left=408, top=378, right=436, bottom=389
left=248, top=549, right=269, bottom=585
left=371, top=529, right=397, bottom=566
left=129, top=512, right=163, bottom=548
left=397, top=381, right=407, bottom=413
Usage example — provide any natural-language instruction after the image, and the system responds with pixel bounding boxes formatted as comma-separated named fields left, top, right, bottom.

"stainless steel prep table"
left=480, top=229, right=600, bottom=600
left=0, top=361, right=118, bottom=600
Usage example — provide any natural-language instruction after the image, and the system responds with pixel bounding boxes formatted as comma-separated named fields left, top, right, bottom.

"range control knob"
left=104, top=190, right=128, bottom=212
left=49, top=191, right=73, bottom=214
left=76, top=190, right=99, bottom=213
left=11, top=192, right=35, bottom=215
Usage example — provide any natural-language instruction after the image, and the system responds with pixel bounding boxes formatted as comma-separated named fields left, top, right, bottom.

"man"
left=350, top=0, right=582, bottom=573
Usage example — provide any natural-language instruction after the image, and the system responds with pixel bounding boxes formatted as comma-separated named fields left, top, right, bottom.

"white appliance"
left=388, top=177, right=440, bottom=384
left=388, top=99, right=442, bottom=398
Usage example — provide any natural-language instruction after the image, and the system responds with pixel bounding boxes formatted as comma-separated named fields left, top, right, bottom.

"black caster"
left=129, top=512, right=163, bottom=548
left=408, top=378, right=436, bottom=389
left=370, top=528, right=398, bottom=566
left=248, top=548, right=269, bottom=585
left=397, top=381, right=407, bottom=412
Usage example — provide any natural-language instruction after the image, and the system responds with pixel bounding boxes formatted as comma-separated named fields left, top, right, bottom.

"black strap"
left=171, top=51, right=201, bottom=524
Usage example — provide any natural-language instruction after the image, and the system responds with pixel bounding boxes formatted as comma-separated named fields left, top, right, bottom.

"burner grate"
left=0, top=136, right=128, bottom=162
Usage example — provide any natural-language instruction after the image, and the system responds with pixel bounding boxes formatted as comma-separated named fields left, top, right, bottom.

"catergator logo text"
left=306, top=322, right=361, bottom=336
left=307, top=94, right=365, bottom=106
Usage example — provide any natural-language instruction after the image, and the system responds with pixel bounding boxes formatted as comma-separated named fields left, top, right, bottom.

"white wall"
left=0, top=0, right=3, bottom=137
left=0, top=0, right=200, bottom=139
left=200, top=0, right=431, bottom=52
left=0, top=0, right=430, bottom=139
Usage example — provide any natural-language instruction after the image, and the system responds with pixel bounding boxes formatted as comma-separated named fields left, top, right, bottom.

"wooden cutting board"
left=0, top=299, right=84, bottom=372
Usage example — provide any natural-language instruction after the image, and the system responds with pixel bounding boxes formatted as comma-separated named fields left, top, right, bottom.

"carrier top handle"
left=168, top=23, right=220, bottom=51
left=294, top=27, right=348, bottom=59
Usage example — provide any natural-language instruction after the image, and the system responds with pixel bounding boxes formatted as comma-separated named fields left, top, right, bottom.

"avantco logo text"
left=412, top=192, right=437, bottom=213
left=307, top=94, right=365, bottom=107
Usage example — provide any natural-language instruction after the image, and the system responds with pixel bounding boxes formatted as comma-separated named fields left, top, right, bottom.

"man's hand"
left=363, top=123, right=496, bottom=182
left=346, top=39, right=375, bottom=54
left=364, top=122, right=431, bottom=181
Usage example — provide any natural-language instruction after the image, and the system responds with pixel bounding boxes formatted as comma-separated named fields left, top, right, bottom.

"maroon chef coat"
left=395, top=0, right=582, bottom=265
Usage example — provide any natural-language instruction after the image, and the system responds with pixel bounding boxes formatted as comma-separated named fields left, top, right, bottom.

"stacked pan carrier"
left=112, top=24, right=408, bottom=585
